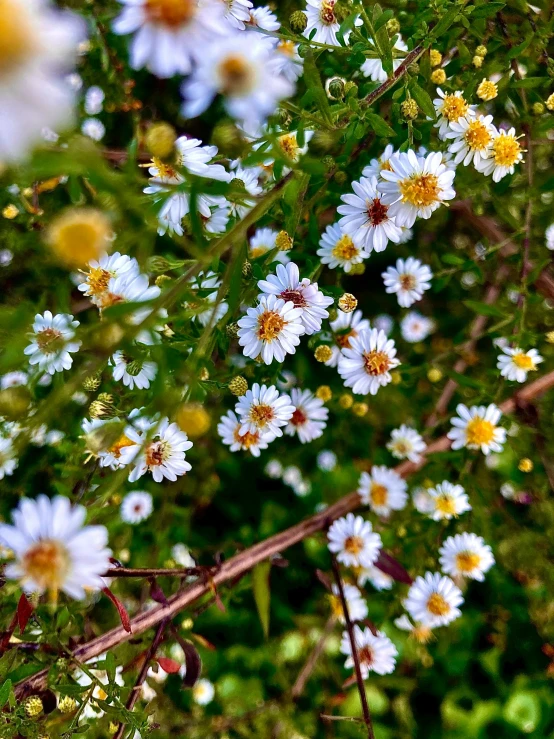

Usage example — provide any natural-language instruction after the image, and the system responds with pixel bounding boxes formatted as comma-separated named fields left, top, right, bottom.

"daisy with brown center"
left=317, top=222, right=370, bottom=273
left=379, top=149, right=456, bottom=228
left=0, top=495, right=111, bottom=601
left=81, top=418, right=136, bottom=471
left=382, top=257, right=433, bottom=308
left=327, top=513, right=382, bottom=569
left=338, top=328, right=400, bottom=396
left=329, top=582, right=368, bottom=624
left=338, top=175, right=403, bottom=253
left=113, top=0, right=225, bottom=78
left=447, top=403, right=506, bottom=455
left=284, top=388, right=328, bottom=443
left=235, top=382, right=295, bottom=440
left=120, top=490, right=153, bottom=524
left=358, top=466, right=408, bottom=518
left=432, top=89, right=475, bottom=139
left=24, top=311, right=81, bottom=375
left=404, top=571, right=464, bottom=628
left=217, top=410, right=269, bottom=457
left=439, top=533, right=495, bottom=582
left=122, top=418, right=193, bottom=483
left=475, top=127, right=524, bottom=182
left=445, top=114, right=496, bottom=167
left=78, top=253, right=139, bottom=307
left=427, top=481, right=471, bottom=521
left=303, top=0, right=362, bottom=46
left=237, top=294, right=305, bottom=365
left=325, top=309, right=371, bottom=368
left=497, top=345, right=543, bottom=383
left=340, top=625, right=398, bottom=677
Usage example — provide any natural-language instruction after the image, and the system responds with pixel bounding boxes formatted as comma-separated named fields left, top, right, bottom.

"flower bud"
left=83, top=371, right=102, bottom=392
left=289, top=10, right=307, bottom=33
left=316, top=385, right=332, bottom=402
left=58, top=696, right=77, bottom=714
left=145, top=122, right=176, bottom=160
left=475, top=44, right=487, bottom=57
left=89, top=394, right=118, bottom=420
left=352, top=402, right=368, bottom=417
left=314, top=345, right=333, bottom=363
left=546, top=93, right=554, bottom=111
left=176, top=403, right=210, bottom=438
left=429, top=49, right=442, bottom=67
left=0, top=386, right=31, bottom=419
left=326, top=76, right=346, bottom=100
left=401, top=99, right=419, bottom=120
left=339, top=394, right=353, bottom=409
left=533, top=102, right=545, bottom=115
left=430, top=68, right=446, bottom=84
left=275, top=230, right=293, bottom=251
left=518, top=458, right=533, bottom=473
left=228, top=376, right=248, bottom=396
left=386, top=18, right=401, bottom=35
left=472, top=54, right=484, bottom=68
left=338, top=293, right=357, bottom=313
left=24, top=696, right=43, bottom=718
left=2, top=204, right=18, bottom=219
left=242, top=260, right=252, bottom=278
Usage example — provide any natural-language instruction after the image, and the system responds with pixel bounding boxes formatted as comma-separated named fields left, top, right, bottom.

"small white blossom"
left=358, top=466, right=408, bottom=517
left=427, top=481, right=471, bottom=521
left=24, top=311, right=81, bottom=375
left=382, top=258, right=433, bottom=308
left=237, top=295, right=305, bottom=365
left=285, top=388, right=328, bottom=443
left=235, top=383, right=295, bottom=440
left=218, top=410, right=269, bottom=457
left=497, top=346, right=543, bottom=383
left=338, top=176, right=402, bottom=253
left=387, top=425, right=426, bottom=463
left=327, top=513, right=382, bottom=569
left=400, top=311, right=434, bottom=343
left=317, top=222, right=370, bottom=272
left=447, top=403, right=506, bottom=455
left=121, top=491, right=153, bottom=524
left=340, top=626, right=398, bottom=677
left=338, top=329, right=400, bottom=395
left=439, top=533, right=495, bottom=581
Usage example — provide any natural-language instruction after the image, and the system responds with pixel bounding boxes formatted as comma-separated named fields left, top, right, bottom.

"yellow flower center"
left=36, top=328, right=64, bottom=354
left=434, top=496, right=457, bottom=517
left=320, top=0, right=336, bottom=25
left=399, top=273, right=417, bottom=290
left=399, top=173, right=440, bottom=208
left=332, top=234, right=358, bottom=261
left=464, top=120, right=492, bottom=151
left=358, top=646, right=374, bottom=667
left=47, top=208, right=111, bottom=269
left=370, top=482, right=388, bottom=507
left=145, top=440, right=170, bottom=467
left=363, top=350, right=391, bottom=376
left=278, top=40, right=295, bottom=57
left=493, top=134, right=521, bottom=167
left=336, top=328, right=356, bottom=349
left=393, top=440, right=410, bottom=455
left=455, top=551, right=481, bottom=574
left=512, top=352, right=535, bottom=370
left=109, top=434, right=135, bottom=459
left=233, top=427, right=260, bottom=449
left=257, top=310, right=285, bottom=342
left=477, top=80, right=497, bottom=101
left=427, top=592, right=450, bottom=617
left=279, top=134, right=300, bottom=160
left=329, top=594, right=344, bottom=620
left=380, top=159, right=393, bottom=172
left=22, top=539, right=69, bottom=593
left=217, top=54, right=255, bottom=96
left=86, top=267, right=111, bottom=297
left=441, top=94, right=469, bottom=122
left=144, top=0, right=196, bottom=27
left=344, top=535, right=364, bottom=555
left=466, top=417, right=495, bottom=446
left=0, top=0, right=38, bottom=75
left=412, top=625, right=434, bottom=644
left=151, top=157, right=179, bottom=180
left=249, top=403, right=275, bottom=428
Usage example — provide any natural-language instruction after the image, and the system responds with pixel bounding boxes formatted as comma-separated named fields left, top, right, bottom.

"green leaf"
left=365, top=112, right=395, bottom=137
left=463, top=300, right=505, bottom=318
left=513, top=77, right=547, bottom=89
left=104, top=652, right=116, bottom=684
left=284, top=172, right=311, bottom=237
left=431, top=5, right=462, bottom=39
left=252, top=561, right=271, bottom=638
left=410, top=81, right=436, bottom=119
left=302, top=49, right=332, bottom=123
left=374, top=8, right=394, bottom=32
left=447, top=370, right=483, bottom=390
left=507, top=35, right=534, bottom=59
left=56, top=606, right=70, bottom=630
left=441, top=254, right=465, bottom=266
left=337, top=11, right=360, bottom=46
left=373, top=5, right=393, bottom=76
left=471, top=2, right=505, bottom=17
left=0, top=680, right=12, bottom=710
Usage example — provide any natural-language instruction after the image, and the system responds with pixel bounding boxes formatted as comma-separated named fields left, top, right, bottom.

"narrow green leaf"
left=431, top=5, right=462, bottom=39
left=0, top=680, right=12, bottom=710
left=410, top=81, right=436, bottom=119
left=507, top=34, right=534, bottom=59
left=252, top=561, right=271, bottom=638
left=463, top=300, right=505, bottom=318
left=513, top=77, right=547, bottom=89
left=302, top=49, right=332, bottom=123
left=471, top=2, right=505, bottom=17
left=447, top=370, right=483, bottom=390
left=365, top=112, right=395, bottom=137
left=284, top=172, right=311, bottom=237
left=441, top=254, right=465, bottom=266
left=374, top=8, right=394, bottom=32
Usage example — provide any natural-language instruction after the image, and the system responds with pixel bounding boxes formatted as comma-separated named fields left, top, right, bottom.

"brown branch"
left=14, top=371, right=554, bottom=698
left=363, top=45, right=424, bottom=107
left=331, top=557, right=374, bottom=739
left=106, top=566, right=211, bottom=578
left=291, top=617, right=335, bottom=699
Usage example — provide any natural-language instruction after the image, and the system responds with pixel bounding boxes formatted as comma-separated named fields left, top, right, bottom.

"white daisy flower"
left=325, top=309, right=371, bottom=367
left=545, top=223, right=554, bottom=251
left=356, top=565, right=393, bottom=591
left=303, top=0, right=361, bottom=46
left=81, top=117, right=105, bottom=141
left=78, top=253, right=140, bottom=306
left=379, top=150, right=456, bottom=227
left=273, top=40, right=304, bottom=83
left=249, top=227, right=289, bottom=263
left=382, top=258, right=433, bottom=308
left=317, top=450, right=337, bottom=471
left=474, top=127, right=524, bottom=182
left=0, top=495, right=111, bottom=600
left=99, top=272, right=163, bottom=344
left=394, top=614, right=434, bottom=644
left=75, top=658, right=125, bottom=719
left=285, top=388, right=328, bottom=443
left=0, top=0, right=82, bottom=163
left=329, top=582, right=368, bottom=624
left=427, top=480, right=471, bottom=521
left=327, top=513, right=382, bottom=569
left=235, top=383, right=295, bottom=440
left=193, top=678, right=215, bottom=705
left=0, top=438, right=18, bottom=480
left=360, top=36, right=407, bottom=82
left=121, top=491, right=153, bottom=524
left=227, top=162, right=262, bottom=218
left=24, top=311, right=81, bottom=375
left=217, top=410, right=270, bottom=457
left=246, top=5, right=280, bottom=31
left=445, top=114, right=496, bottom=167
left=220, top=0, right=252, bottom=29
left=362, top=144, right=397, bottom=182
left=175, top=136, right=230, bottom=181
left=400, top=311, right=434, bottom=343
left=257, top=262, right=333, bottom=335
left=317, top=222, right=370, bottom=273
left=187, top=271, right=228, bottom=327
left=122, top=419, right=193, bottom=483
left=404, top=571, right=464, bottom=628
left=337, top=176, right=402, bottom=253
left=237, top=295, right=305, bottom=365
left=497, top=346, right=543, bottom=383
left=1, top=371, right=28, bottom=389
left=387, top=425, right=426, bottom=463
left=447, top=403, right=506, bottom=455
left=340, top=626, right=398, bottom=677
left=112, top=351, right=158, bottom=390
left=433, top=89, right=475, bottom=140
left=411, top=486, right=435, bottom=513
left=112, top=0, right=225, bottom=78
left=439, top=533, right=495, bottom=582
left=358, top=465, right=408, bottom=517
left=181, top=33, right=294, bottom=127
left=338, top=328, right=400, bottom=396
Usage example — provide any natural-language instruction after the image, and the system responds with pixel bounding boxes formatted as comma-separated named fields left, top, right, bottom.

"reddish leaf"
left=149, top=578, right=168, bottom=606
left=190, top=633, right=216, bottom=651
left=156, top=657, right=181, bottom=674
left=315, top=569, right=332, bottom=592
left=17, top=594, right=34, bottom=633
left=102, top=588, right=132, bottom=633
left=374, top=551, right=413, bottom=585
left=180, top=640, right=202, bottom=688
